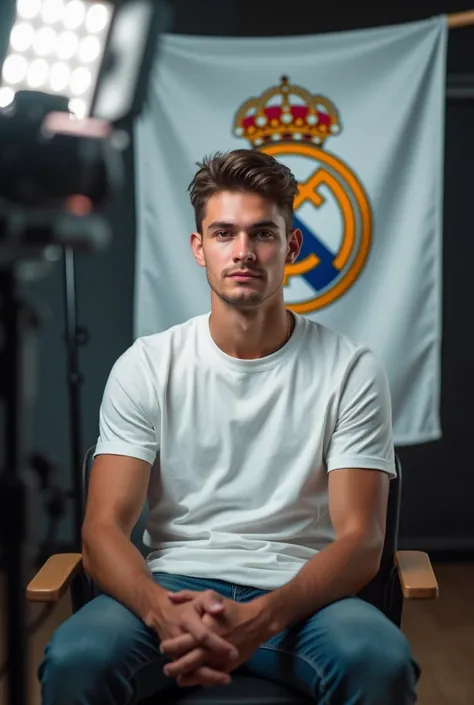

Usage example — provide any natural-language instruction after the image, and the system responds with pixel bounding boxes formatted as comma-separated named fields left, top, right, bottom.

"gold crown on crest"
left=233, top=76, right=342, bottom=148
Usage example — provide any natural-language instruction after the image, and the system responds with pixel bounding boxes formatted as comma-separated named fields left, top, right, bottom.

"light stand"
left=0, top=204, right=112, bottom=705
left=63, top=245, right=86, bottom=550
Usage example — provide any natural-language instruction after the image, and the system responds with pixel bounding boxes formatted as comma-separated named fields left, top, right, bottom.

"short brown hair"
left=188, top=149, right=298, bottom=234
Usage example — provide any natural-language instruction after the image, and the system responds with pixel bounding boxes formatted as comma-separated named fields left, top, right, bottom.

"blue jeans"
left=39, top=572, right=420, bottom=704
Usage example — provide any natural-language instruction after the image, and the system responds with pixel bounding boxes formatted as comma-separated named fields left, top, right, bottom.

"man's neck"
left=208, top=299, right=293, bottom=360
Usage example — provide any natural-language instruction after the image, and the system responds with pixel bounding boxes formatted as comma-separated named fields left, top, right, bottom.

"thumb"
left=199, top=593, right=225, bottom=614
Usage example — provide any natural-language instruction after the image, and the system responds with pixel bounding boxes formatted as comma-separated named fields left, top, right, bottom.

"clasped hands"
left=158, top=588, right=269, bottom=688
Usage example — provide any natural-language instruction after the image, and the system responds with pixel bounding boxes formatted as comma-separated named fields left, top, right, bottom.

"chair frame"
left=26, top=447, right=439, bottom=703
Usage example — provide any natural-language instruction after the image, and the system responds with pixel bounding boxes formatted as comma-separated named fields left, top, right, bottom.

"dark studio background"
left=0, top=1, right=473, bottom=558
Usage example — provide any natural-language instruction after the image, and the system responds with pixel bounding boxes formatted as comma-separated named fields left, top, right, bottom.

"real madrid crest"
left=233, top=76, right=372, bottom=313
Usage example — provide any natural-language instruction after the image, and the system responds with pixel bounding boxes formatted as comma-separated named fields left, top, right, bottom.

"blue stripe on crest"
left=293, top=215, right=340, bottom=290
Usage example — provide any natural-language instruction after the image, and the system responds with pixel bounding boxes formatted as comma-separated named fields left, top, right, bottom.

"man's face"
left=191, top=190, right=302, bottom=308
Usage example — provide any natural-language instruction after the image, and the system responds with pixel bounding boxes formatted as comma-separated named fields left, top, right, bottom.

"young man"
left=40, top=149, right=420, bottom=704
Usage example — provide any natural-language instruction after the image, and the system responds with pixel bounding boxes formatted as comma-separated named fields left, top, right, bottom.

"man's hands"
left=160, top=589, right=272, bottom=688
left=149, top=589, right=240, bottom=686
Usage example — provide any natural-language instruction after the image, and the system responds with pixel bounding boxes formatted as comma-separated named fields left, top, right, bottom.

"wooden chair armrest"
left=395, top=550, right=439, bottom=599
left=26, top=553, right=83, bottom=603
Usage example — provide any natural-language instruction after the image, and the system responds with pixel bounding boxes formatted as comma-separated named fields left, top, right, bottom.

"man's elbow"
left=81, top=518, right=96, bottom=553
left=342, top=527, right=385, bottom=583
left=361, top=531, right=385, bottom=582
left=81, top=526, right=95, bottom=574
left=81, top=520, right=108, bottom=573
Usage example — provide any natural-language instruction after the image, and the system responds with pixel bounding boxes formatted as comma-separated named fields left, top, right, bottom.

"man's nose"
left=232, top=234, right=256, bottom=263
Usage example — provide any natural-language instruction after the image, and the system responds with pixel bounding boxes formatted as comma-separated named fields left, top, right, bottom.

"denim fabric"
left=39, top=572, right=420, bottom=704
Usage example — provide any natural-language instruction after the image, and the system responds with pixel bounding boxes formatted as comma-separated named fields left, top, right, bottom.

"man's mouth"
left=228, top=271, right=261, bottom=279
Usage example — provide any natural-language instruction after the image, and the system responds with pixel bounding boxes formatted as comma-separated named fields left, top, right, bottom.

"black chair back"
left=357, top=455, right=403, bottom=624
left=79, top=447, right=403, bottom=625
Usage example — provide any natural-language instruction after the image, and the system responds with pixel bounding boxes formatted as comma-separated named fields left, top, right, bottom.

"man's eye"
left=254, top=230, right=273, bottom=239
left=216, top=231, right=231, bottom=238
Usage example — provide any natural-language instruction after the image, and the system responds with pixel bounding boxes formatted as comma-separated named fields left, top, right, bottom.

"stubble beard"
left=207, top=272, right=284, bottom=308
left=208, top=278, right=264, bottom=307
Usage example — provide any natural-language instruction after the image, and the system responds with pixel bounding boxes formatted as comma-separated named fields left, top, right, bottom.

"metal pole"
left=63, top=247, right=86, bottom=551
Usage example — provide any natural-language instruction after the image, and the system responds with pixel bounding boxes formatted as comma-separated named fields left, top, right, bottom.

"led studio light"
left=1, top=1, right=114, bottom=119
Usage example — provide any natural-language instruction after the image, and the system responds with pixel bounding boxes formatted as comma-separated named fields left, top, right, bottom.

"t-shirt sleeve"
left=94, top=341, right=159, bottom=465
left=325, top=347, right=396, bottom=477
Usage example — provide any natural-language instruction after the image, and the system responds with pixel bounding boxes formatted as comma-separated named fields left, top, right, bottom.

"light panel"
left=1, top=0, right=113, bottom=118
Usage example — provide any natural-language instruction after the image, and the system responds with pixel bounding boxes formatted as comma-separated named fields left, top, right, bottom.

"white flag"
left=134, top=17, right=447, bottom=446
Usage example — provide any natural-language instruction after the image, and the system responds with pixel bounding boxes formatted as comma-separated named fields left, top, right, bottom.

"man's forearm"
left=82, top=524, right=167, bottom=625
left=256, top=533, right=382, bottom=636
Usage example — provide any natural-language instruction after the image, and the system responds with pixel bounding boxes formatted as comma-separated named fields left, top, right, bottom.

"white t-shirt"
left=95, top=312, right=395, bottom=590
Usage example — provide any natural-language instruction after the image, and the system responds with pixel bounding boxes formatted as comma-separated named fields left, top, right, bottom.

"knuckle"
left=204, top=589, right=219, bottom=601
left=198, top=630, right=211, bottom=645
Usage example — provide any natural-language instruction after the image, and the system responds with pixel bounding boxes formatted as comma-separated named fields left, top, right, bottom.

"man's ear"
left=287, top=227, right=303, bottom=263
left=190, top=232, right=206, bottom=267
